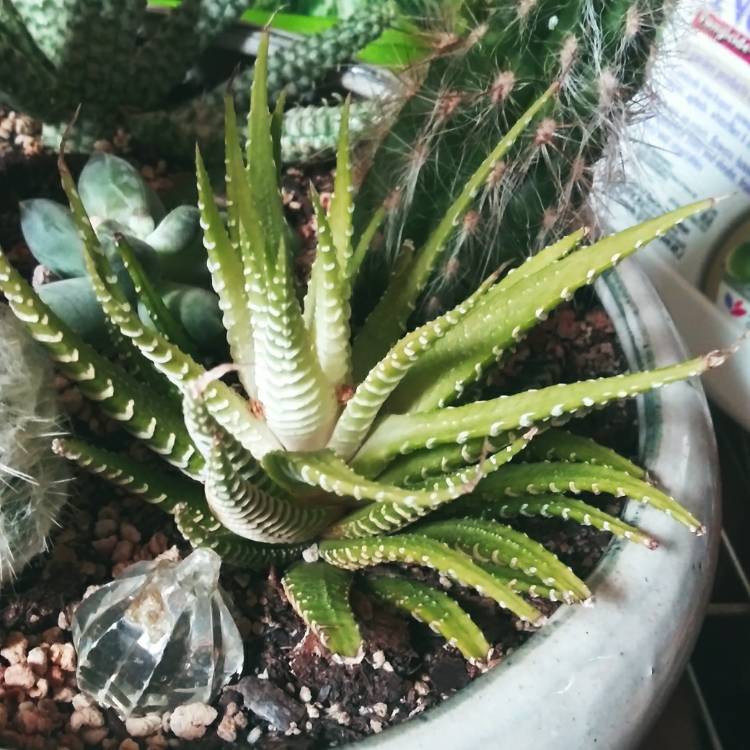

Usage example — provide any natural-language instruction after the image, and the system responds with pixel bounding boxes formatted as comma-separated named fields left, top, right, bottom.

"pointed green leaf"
left=469, top=493, right=658, bottom=549
left=0, top=249, right=201, bottom=475
left=328, top=96, right=354, bottom=279
left=328, top=431, right=535, bottom=539
left=320, top=535, right=543, bottom=624
left=366, top=575, right=490, bottom=662
left=196, top=146, right=256, bottom=395
left=52, top=436, right=204, bottom=515
left=283, top=562, right=363, bottom=661
left=307, top=187, right=352, bottom=390
left=329, top=272, right=497, bottom=460
left=114, top=234, right=196, bottom=355
left=352, top=85, right=558, bottom=379
left=417, top=519, right=590, bottom=603
left=354, top=352, right=728, bottom=476
left=390, top=199, right=718, bottom=413
left=478, top=462, right=703, bottom=534
left=350, top=204, right=386, bottom=282
left=522, top=428, right=647, bottom=478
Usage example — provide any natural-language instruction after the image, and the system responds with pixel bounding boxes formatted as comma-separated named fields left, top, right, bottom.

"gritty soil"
left=0, top=125, right=636, bottom=750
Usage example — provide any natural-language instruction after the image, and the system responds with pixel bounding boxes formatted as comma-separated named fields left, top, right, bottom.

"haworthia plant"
left=0, top=37, right=727, bottom=661
left=0, top=0, right=391, bottom=159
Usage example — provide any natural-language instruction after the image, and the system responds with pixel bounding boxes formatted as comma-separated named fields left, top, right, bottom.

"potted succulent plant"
left=0, top=29, right=727, bottom=747
left=0, top=2, right=727, bottom=749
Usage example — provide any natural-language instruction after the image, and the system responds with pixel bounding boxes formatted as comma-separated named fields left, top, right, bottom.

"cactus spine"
left=355, top=0, right=669, bottom=307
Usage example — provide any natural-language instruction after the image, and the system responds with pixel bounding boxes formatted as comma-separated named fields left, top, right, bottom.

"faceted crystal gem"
left=72, top=548, right=243, bottom=717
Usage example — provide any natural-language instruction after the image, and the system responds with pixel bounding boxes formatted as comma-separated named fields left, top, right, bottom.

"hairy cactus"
left=354, top=0, right=671, bottom=309
left=0, top=0, right=390, bottom=159
left=0, top=38, right=724, bottom=661
left=21, top=153, right=223, bottom=354
left=0, top=306, right=68, bottom=586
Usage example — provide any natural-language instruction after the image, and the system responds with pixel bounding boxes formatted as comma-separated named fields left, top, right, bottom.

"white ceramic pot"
left=359, top=257, right=721, bottom=749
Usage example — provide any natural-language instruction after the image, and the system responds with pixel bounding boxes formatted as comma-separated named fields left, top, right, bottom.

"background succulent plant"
left=353, top=0, right=673, bottom=311
left=0, top=305, right=69, bottom=586
left=21, top=152, right=225, bottom=356
left=0, top=38, right=722, bottom=661
left=0, top=0, right=391, bottom=160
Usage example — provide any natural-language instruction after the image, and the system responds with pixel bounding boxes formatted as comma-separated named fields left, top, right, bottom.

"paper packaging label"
left=597, top=0, right=750, bottom=324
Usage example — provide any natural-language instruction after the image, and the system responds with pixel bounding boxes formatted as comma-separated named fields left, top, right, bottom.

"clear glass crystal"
left=73, top=548, right=243, bottom=717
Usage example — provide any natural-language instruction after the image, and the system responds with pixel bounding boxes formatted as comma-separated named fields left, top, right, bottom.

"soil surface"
left=0, top=129, right=637, bottom=750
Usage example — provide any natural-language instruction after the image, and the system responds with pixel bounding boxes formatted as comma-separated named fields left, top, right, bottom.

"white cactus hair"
left=361, top=0, right=675, bottom=306
left=0, top=304, right=69, bottom=585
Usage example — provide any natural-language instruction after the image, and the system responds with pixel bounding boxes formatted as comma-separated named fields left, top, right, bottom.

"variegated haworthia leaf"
left=283, top=562, right=363, bottom=661
left=327, top=431, right=536, bottom=539
left=354, top=350, right=729, bottom=476
left=521, top=428, right=647, bottom=478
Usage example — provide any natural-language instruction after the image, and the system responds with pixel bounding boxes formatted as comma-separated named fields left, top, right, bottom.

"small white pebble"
left=299, top=686, right=312, bottom=703
left=248, top=726, right=263, bottom=744
left=371, top=650, right=386, bottom=669
left=372, top=702, right=388, bottom=718
left=370, top=719, right=384, bottom=733
left=3, top=663, right=35, bottom=690
left=26, top=647, right=48, bottom=675
left=126, top=713, right=162, bottom=737
left=1, top=632, right=28, bottom=664
left=169, top=703, right=217, bottom=741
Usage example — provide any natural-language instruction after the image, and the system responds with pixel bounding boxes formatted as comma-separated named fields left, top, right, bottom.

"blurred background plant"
left=0, top=305, right=68, bottom=587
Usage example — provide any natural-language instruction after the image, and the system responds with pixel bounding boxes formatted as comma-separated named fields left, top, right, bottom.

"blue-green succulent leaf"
left=20, top=199, right=85, bottom=278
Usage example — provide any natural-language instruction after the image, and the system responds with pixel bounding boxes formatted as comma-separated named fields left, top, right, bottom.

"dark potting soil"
left=0, top=144, right=637, bottom=750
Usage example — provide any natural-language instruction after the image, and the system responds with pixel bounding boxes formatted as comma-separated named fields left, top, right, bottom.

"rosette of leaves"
left=0, top=38, right=724, bottom=662
left=21, top=152, right=225, bottom=357
left=0, top=0, right=391, bottom=158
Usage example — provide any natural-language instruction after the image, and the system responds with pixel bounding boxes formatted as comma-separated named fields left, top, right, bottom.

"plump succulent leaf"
left=20, top=198, right=85, bottom=278
left=353, top=352, right=727, bottom=476
left=0, top=251, right=202, bottom=475
left=328, top=430, right=536, bottom=539
left=458, top=494, right=658, bottom=549
left=283, top=562, right=363, bottom=660
left=366, top=574, right=491, bottom=662
left=183, top=381, right=340, bottom=543
left=521, top=428, right=647, bottom=478
left=478, top=462, right=704, bottom=534
left=320, top=534, right=544, bottom=624
left=416, top=518, right=591, bottom=604
left=329, top=272, right=497, bottom=461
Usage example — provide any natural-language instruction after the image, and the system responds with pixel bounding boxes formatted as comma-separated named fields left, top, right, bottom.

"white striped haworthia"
left=0, top=34, right=729, bottom=663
